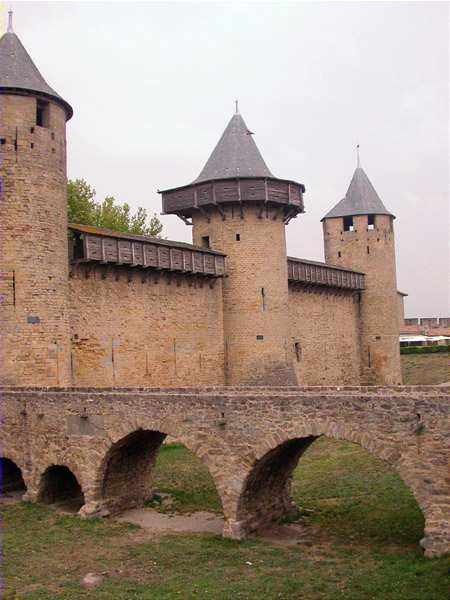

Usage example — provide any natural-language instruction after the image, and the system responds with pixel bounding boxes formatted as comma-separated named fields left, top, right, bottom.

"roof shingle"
left=322, top=166, right=394, bottom=220
left=194, top=112, right=273, bottom=183
left=0, top=31, right=72, bottom=119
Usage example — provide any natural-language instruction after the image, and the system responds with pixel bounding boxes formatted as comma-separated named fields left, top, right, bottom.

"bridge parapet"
left=1, top=385, right=449, bottom=557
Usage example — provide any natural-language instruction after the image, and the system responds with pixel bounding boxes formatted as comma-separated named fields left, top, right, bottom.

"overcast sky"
left=7, top=1, right=449, bottom=316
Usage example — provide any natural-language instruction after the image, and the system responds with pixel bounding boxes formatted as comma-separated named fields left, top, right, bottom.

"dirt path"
left=117, top=508, right=224, bottom=535
left=117, top=507, right=317, bottom=548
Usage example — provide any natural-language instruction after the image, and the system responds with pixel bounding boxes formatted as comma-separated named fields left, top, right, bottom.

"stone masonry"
left=1, top=385, right=449, bottom=557
left=0, top=94, right=71, bottom=386
left=1, top=16, right=449, bottom=563
left=0, top=24, right=406, bottom=389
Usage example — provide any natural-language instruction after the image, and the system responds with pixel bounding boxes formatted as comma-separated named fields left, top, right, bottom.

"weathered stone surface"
left=1, top=385, right=449, bottom=558
left=0, top=94, right=71, bottom=387
left=323, top=214, right=402, bottom=385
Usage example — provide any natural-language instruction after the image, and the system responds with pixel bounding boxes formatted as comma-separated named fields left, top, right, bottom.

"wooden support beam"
left=212, top=183, right=226, bottom=220
left=238, top=179, right=244, bottom=218
left=101, top=238, right=107, bottom=263
left=198, top=205, right=211, bottom=223
left=176, top=213, right=193, bottom=226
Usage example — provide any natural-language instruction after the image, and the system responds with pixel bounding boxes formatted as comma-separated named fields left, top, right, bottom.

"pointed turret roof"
left=0, top=22, right=72, bottom=119
left=322, top=166, right=394, bottom=220
left=194, top=111, right=273, bottom=183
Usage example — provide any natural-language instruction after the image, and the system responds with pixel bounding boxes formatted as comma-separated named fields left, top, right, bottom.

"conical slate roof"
left=0, top=29, right=72, bottom=119
left=194, top=112, right=273, bottom=183
left=322, top=166, right=394, bottom=220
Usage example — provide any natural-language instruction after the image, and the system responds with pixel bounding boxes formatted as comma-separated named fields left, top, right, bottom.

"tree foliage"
left=67, top=179, right=163, bottom=237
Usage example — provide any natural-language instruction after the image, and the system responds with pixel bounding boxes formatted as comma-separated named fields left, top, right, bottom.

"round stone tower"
left=0, top=13, right=73, bottom=386
left=161, top=109, right=305, bottom=385
left=322, top=158, right=402, bottom=385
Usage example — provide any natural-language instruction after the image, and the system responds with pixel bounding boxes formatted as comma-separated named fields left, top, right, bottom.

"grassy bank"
left=401, top=352, right=449, bottom=385
left=3, top=436, right=449, bottom=599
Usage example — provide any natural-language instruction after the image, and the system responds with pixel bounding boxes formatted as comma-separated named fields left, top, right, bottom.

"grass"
left=401, top=351, right=449, bottom=385
left=147, top=442, right=222, bottom=514
left=3, top=438, right=449, bottom=599
left=2, top=354, right=449, bottom=598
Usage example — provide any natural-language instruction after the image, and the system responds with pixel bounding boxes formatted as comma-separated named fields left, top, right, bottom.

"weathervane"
left=7, top=8, right=13, bottom=33
left=356, top=143, right=361, bottom=168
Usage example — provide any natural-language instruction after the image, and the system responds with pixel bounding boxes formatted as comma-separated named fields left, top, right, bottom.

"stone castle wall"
left=69, top=264, right=225, bottom=387
left=0, top=94, right=402, bottom=389
left=192, top=205, right=297, bottom=385
left=401, top=317, right=450, bottom=336
left=288, top=287, right=361, bottom=385
left=323, top=214, right=402, bottom=385
left=0, top=94, right=71, bottom=386
left=398, top=292, right=406, bottom=330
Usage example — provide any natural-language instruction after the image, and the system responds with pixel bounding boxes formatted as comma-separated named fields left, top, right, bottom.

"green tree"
left=67, top=178, right=163, bottom=237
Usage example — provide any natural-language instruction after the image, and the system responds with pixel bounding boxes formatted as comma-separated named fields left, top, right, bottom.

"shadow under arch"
left=236, top=436, right=318, bottom=531
left=92, top=427, right=227, bottom=520
left=38, top=465, right=85, bottom=512
left=235, top=426, right=430, bottom=553
left=100, top=429, right=166, bottom=514
left=0, top=457, right=27, bottom=496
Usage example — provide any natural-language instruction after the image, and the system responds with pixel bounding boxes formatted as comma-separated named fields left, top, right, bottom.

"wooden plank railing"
left=69, top=226, right=225, bottom=278
left=288, top=257, right=364, bottom=291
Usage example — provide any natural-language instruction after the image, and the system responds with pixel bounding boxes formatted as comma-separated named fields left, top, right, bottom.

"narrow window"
left=294, top=342, right=301, bottom=362
left=367, top=245, right=370, bottom=254
left=36, top=100, right=50, bottom=127
left=343, top=216, right=354, bottom=232
left=235, top=233, right=240, bottom=241
left=368, top=214, right=375, bottom=230
left=256, top=335, right=264, bottom=340
left=0, top=138, right=5, bottom=145
left=261, top=287, right=266, bottom=311
left=338, top=251, right=341, bottom=258
left=201, top=235, right=210, bottom=248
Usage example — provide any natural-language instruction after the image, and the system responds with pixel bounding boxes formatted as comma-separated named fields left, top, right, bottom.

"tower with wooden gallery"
left=160, top=107, right=306, bottom=385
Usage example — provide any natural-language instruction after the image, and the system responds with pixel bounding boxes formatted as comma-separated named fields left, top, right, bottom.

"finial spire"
left=356, top=143, right=361, bottom=168
left=7, top=9, right=13, bottom=33
left=235, top=99, right=239, bottom=114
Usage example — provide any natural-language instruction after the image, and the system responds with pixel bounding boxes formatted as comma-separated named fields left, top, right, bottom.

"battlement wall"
left=288, top=286, right=361, bottom=385
left=402, top=317, right=450, bottom=335
left=69, top=263, right=225, bottom=387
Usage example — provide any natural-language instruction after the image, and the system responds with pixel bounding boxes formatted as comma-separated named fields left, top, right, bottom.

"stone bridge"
left=1, top=385, right=449, bottom=557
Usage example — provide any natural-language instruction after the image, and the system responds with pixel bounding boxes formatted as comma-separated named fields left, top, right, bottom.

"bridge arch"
left=99, top=429, right=166, bottom=514
left=231, top=419, right=444, bottom=555
left=0, top=457, right=27, bottom=495
left=83, top=420, right=232, bottom=520
left=38, top=464, right=85, bottom=512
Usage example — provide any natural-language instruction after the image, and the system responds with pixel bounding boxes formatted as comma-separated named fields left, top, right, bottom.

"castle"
left=1, top=19, right=450, bottom=560
left=0, top=18, right=403, bottom=388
